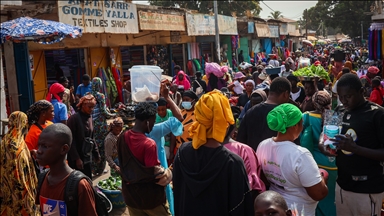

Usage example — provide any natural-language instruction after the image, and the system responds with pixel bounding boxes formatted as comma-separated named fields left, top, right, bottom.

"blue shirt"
left=51, top=99, right=68, bottom=123
left=147, top=117, right=183, bottom=216
left=76, top=83, right=92, bottom=97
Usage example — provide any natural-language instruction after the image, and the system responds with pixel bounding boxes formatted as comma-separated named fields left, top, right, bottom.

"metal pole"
left=361, top=21, right=363, bottom=45
left=214, top=0, right=221, bottom=62
left=305, top=9, right=308, bottom=40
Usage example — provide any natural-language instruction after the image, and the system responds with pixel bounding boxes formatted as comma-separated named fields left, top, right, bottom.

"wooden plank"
left=30, top=50, right=48, bottom=101
left=3, top=41, right=19, bottom=112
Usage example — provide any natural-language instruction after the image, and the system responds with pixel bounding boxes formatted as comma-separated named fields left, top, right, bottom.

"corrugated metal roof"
left=279, top=17, right=297, bottom=23
left=255, top=23, right=271, bottom=38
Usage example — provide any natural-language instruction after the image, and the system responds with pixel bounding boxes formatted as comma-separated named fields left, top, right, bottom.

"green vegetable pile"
left=98, top=176, right=122, bottom=191
left=292, top=65, right=330, bottom=82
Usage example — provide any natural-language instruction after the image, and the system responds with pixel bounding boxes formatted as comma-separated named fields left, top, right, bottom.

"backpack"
left=36, top=170, right=110, bottom=215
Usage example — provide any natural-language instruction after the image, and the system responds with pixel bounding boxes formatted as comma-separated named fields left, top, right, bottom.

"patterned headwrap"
left=46, top=83, right=65, bottom=103
left=91, top=77, right=102, bottom=95
left=312, top=91, right=331, bottom=114
left=109, top=117, right=124, bottom=131
left=26, top=100, right=53, bottom=125
left=77, top=93, right=97, bottom=108
left=5, top=111, right=29, bottom=145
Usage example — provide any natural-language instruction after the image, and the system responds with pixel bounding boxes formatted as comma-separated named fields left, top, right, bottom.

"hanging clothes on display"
left=99, top=68, right=110, bottom=107
left=112, top=67, right=123, bottom=103
left=106, top=67, right=118, bottom=106
left=369, top=29, right=373, bottom=60
left=377, top=30, right=381, bottom=60
left=369, top=23, right=384, bottom=60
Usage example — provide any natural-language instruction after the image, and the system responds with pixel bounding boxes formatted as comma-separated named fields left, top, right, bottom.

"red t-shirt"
left=369, top=88, right=383, bottom=106
left=125, top=130, right=160, bottom=167
left=39, top=172, right=97, bottom=215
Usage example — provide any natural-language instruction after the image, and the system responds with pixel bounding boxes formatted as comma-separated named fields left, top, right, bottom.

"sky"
left=258, top=1, right=318, bottom=20
left=132, top=1, right=318, bottom=21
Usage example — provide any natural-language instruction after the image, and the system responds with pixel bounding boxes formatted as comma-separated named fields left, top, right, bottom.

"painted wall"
left=29, top=51, right=48, bottom=101
left=238, top=37, right=250, bottom=63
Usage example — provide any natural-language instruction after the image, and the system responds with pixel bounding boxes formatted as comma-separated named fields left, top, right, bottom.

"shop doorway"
left=120, top=46, right=144, bottom=81
left=44, top=49, right=86, bottom=98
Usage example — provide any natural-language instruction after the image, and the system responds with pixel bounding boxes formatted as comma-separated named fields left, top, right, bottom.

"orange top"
left=336, top=70, right=357, bottom=81
left=25, top=121, right=53, bottom=151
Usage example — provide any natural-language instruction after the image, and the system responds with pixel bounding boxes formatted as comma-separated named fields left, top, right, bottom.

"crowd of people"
left=1, top=43, right=384, bottom=216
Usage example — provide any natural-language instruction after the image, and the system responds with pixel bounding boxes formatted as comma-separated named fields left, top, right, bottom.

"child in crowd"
left=254, top=191, right=293, bottom=216
left=36, top=123, right=97, bottom=215
left=155, top=97, right=174, bottom=160
left=369, top=78, right=383, bottom=106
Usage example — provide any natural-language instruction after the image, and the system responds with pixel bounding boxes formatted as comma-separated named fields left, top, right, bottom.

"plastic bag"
left=321, top=110, right=345, bottom=154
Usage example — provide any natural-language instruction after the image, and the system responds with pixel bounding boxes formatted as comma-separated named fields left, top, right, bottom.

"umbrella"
left=1, top=16, right=82, bottom=44
left=302, top=39, right=313, bottom=47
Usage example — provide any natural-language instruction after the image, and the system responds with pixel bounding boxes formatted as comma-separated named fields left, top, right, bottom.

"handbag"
left=300, top=112, right=314, bottom=152
left=194, top=80, right=204, bottom=95
left=75, top=113, right=96, bottom=164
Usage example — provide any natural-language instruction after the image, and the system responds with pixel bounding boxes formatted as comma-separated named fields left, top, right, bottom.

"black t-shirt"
left=237, top=103, right=277, bottom=151
left=192, top=79, right=207, bottom=93
left=336, top=101, right=384, bottom=193
left=237, top=93, right=251, bottom=107
left=292, top=87, right=306, bottom=104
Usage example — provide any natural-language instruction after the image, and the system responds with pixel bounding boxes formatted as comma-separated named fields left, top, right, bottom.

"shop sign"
left=268, top=25, right=279, bottom=38
left=280, top=23, right=288, bottom=35
left=186, top=13, right=238, bottom=36
left=138, top=11, right=185, bottom=31
left=186, top=13, right=215, bottom=36
left=170, top=31, right=181, bottom=42
left=1, top=1, right=22, bottom=6
left=218, top=15, right=237, bottom=35
left=248, top=22, right=254, bottom=33
left=58, top=0, right=139, bottom=34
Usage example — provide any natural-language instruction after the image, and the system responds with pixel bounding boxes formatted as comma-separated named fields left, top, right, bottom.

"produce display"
left=98, top=176, right=122, bottom=191
left=292, top=65, right=331, bottom=82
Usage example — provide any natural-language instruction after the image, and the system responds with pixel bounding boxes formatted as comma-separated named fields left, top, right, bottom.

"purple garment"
left=206, top=78, right=227, bottom=92
left=224, top=141, right=266, bottom=192
left=369, top=30, right=373, bottom=60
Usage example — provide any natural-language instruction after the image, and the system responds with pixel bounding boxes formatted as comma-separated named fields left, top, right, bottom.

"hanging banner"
left=186, top=13, right=215, bottom=36
left=248, top=22, right=254, bottom=33
left=186, top=13, right=238, bottom=36
left=58, top=0, right=139, bottom=34
left=138, top=11, right=185, bottom=31
left=268, top=25, right=279, bottom=38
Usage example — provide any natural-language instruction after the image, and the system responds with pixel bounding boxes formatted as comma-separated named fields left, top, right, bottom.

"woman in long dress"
left=0, top=111, right=39, bottom=216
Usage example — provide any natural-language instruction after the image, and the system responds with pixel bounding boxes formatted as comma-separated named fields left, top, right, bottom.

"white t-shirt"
left=290, top=88, right=302, bottom=101
left=233, top=80, right=244, bottom=95
left=332, top=81, right=342, bottom=106
left=269, top=60, right=280, bottom=67
left=256, top=138, right=322, bottom=216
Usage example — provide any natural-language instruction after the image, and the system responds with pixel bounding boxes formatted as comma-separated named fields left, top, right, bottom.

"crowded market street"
left=1, top=1, right=384, bottom=216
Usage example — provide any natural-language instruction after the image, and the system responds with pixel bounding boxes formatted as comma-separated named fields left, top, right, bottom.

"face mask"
left=182, top=101, right=193, bottom=110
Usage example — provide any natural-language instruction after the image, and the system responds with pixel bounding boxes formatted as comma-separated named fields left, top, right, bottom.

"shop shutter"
left=29, top=50, right=48, bottom=101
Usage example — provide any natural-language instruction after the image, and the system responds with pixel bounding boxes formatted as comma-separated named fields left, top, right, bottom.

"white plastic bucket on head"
left=129, top=65, right=163, bottom=102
